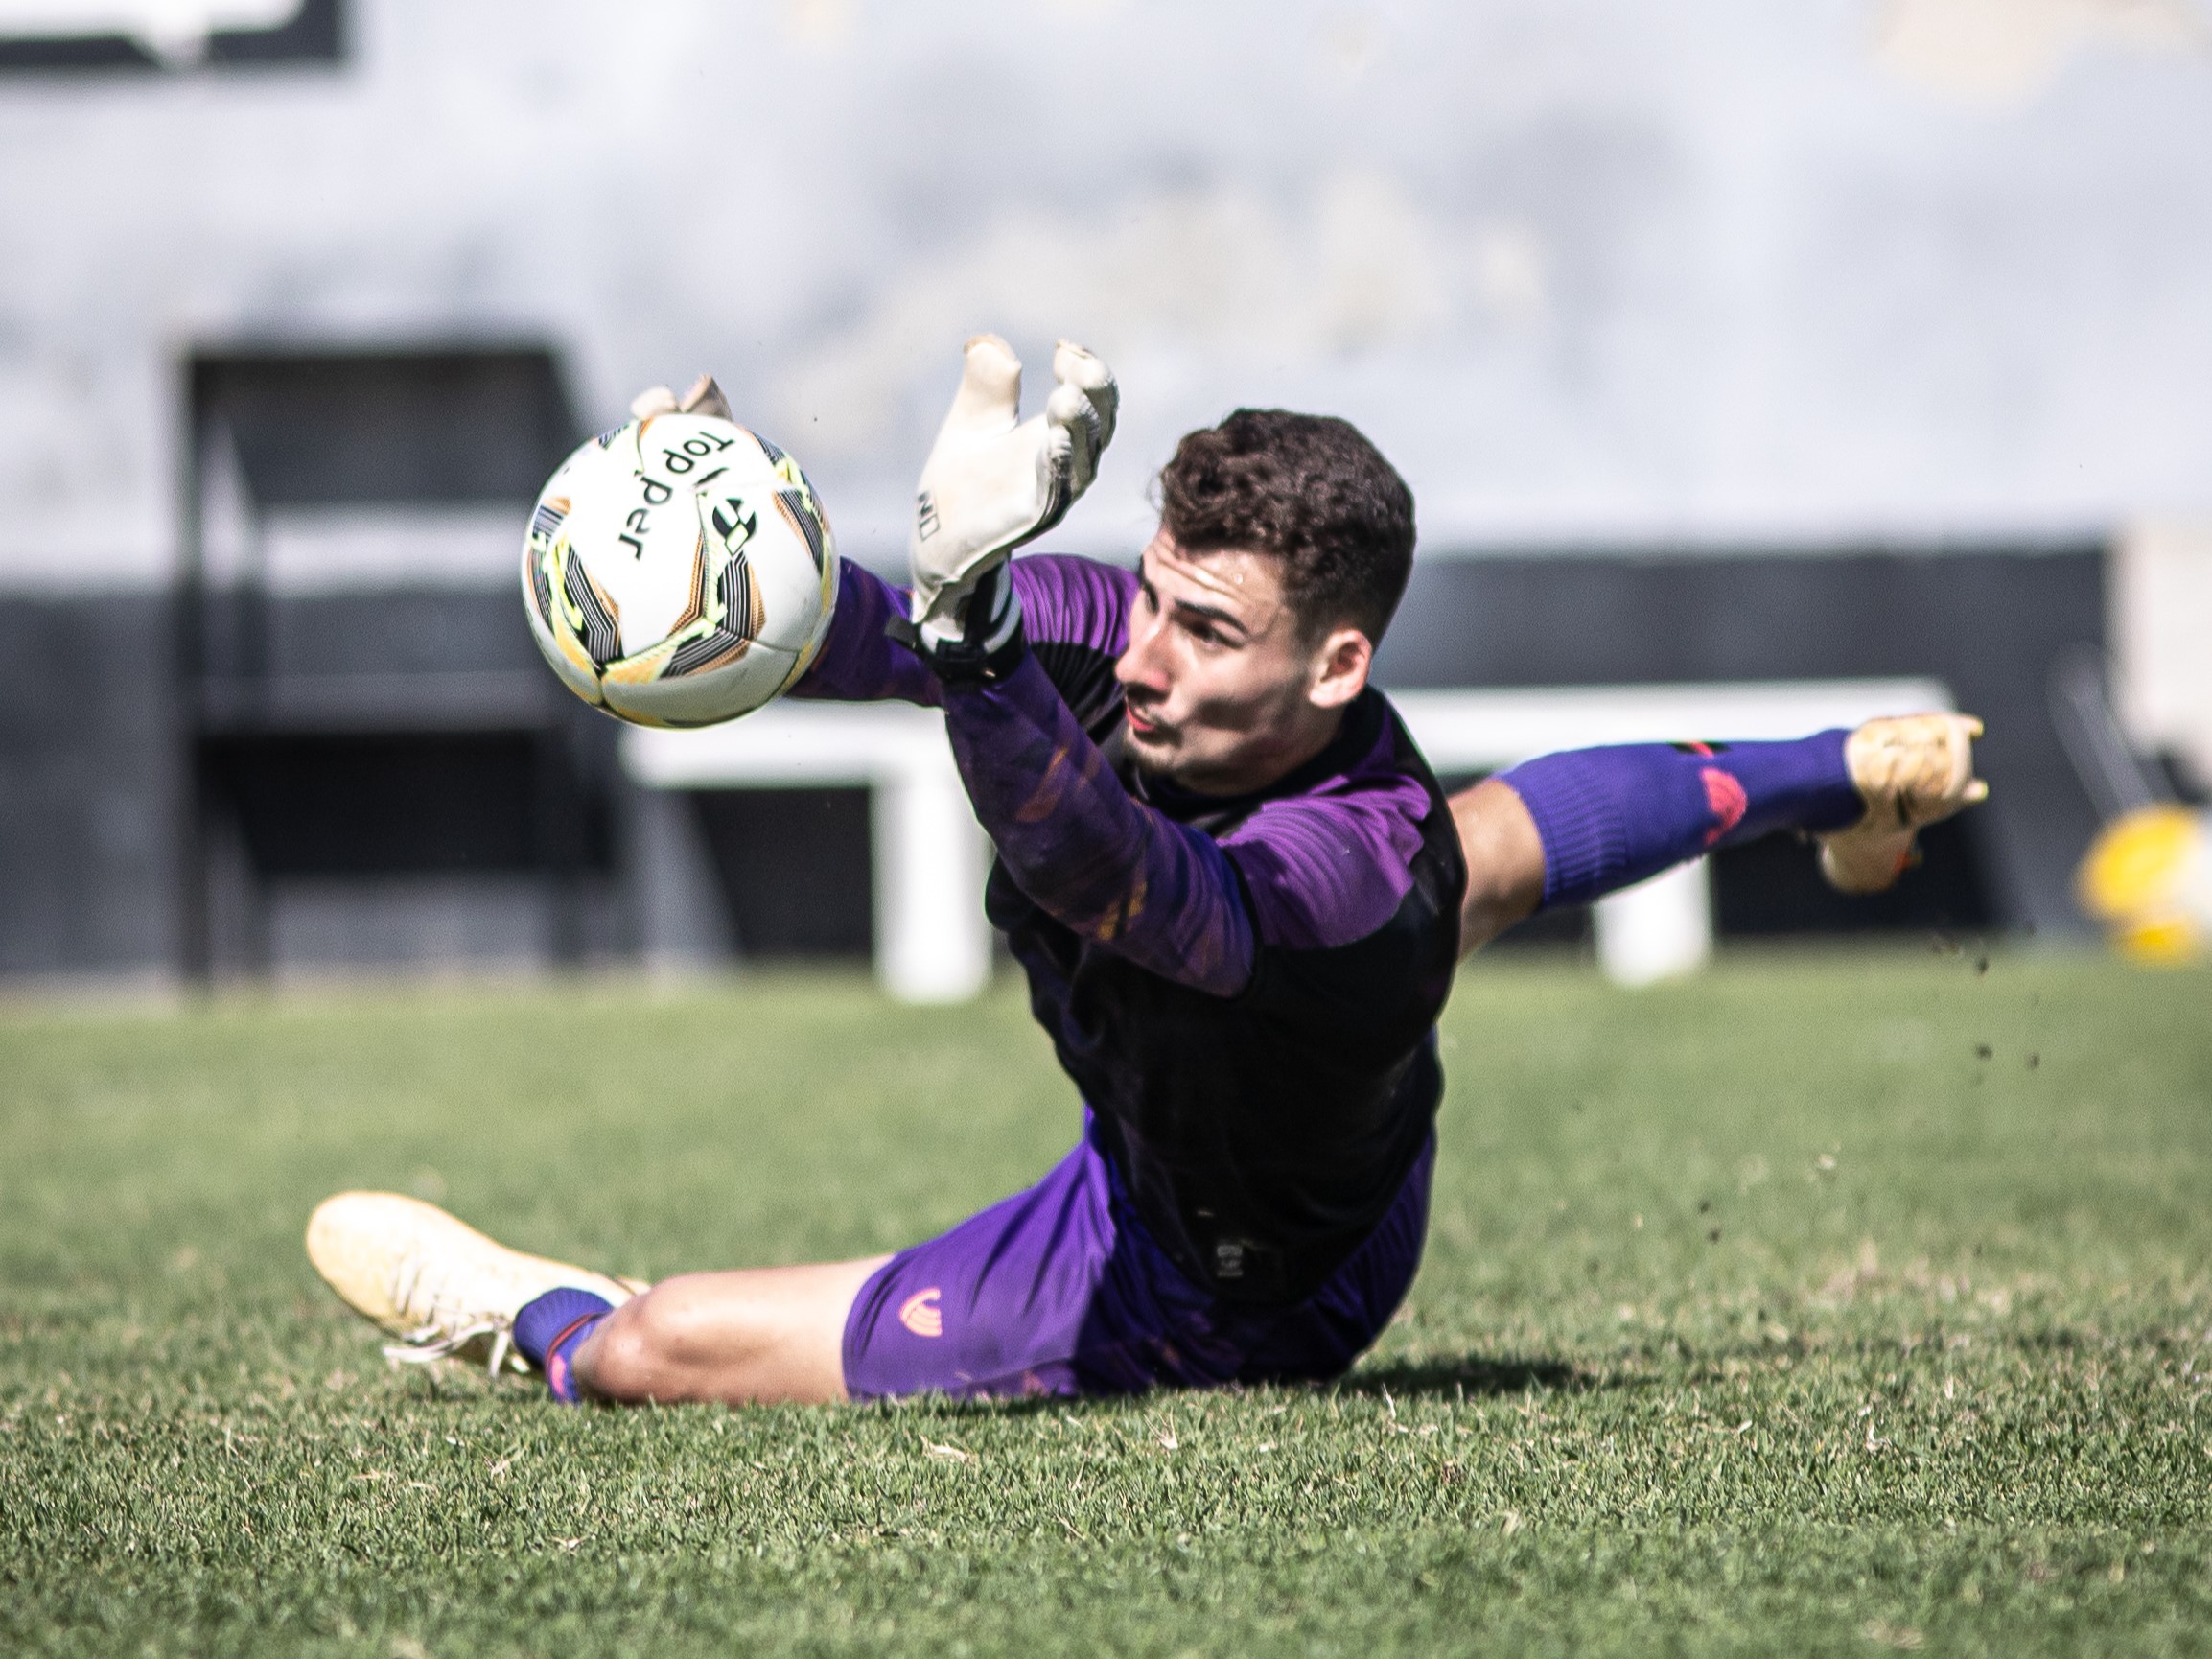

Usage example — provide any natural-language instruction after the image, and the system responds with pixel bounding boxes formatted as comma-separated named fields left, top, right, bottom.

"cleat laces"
left=376, top=1248, right=529, bottom=1377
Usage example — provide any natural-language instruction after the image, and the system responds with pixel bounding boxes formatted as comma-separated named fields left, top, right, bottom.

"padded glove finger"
left=908, top=335, right=1117, bottom=646
left=628, top=375, right=733, bottom=423
left=1051, top=339, right=1117, bottom=478
left=676, top=373, right=733, bottom=421
left=942, top=333, right=1023, bottom=436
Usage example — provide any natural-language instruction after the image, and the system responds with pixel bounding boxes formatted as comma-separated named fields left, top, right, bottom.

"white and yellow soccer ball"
left=522, top=413, right=839, bottom=728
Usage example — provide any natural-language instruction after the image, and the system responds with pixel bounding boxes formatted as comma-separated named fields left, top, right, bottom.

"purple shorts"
left=841, top=1116, right=1435, bottom=1401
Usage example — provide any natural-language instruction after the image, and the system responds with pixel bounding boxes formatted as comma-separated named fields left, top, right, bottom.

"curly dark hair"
left=1155, top=409, right=1416, bottom=642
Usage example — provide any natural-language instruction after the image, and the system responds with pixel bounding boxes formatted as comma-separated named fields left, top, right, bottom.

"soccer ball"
left=522, top=413, right=839, bottom=728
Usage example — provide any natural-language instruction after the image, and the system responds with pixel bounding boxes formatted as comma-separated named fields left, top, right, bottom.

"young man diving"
left=306, top=337, right=1986, bottom=1405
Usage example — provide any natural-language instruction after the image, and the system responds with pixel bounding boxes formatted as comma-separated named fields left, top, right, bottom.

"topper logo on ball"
left=661, top=431, right=735, bottom=474
left=618, top=429, right=742, bottom=558
left=617, top=475, right=674, bottom=561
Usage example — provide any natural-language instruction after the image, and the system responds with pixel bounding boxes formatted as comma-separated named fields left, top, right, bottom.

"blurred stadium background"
left=1, top=0, right=2208, bottom=991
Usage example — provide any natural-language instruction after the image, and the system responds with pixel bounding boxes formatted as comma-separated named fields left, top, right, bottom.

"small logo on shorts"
left=897, top=1288, right=943, bottom=1338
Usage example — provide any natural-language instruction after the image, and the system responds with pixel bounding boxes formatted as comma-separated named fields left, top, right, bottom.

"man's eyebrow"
left=1169, top=594, right=1248, bottom=634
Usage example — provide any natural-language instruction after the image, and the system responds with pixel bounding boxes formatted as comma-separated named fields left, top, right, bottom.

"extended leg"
left=572, top=1256, right=890, bottom=1406
left=304, top=1191, right=889, bottom=1407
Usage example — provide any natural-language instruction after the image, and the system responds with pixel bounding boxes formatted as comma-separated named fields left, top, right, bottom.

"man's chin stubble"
left=1126, top=729, right=1188, bottom=783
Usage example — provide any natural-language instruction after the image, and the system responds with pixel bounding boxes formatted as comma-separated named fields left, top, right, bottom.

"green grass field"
left=5, top=950, right=2211, bottom=1656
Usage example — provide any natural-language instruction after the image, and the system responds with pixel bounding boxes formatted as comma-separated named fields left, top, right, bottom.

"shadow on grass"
left=1341, top=1354, right=1597, bottom=1399
left=859, top=1354, right=1602, bottom=1421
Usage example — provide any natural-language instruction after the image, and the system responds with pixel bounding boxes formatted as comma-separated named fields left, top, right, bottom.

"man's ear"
left=1307, top=626, right=1373, bottom=711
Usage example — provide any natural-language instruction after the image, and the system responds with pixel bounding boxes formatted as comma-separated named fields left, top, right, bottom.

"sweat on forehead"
left=1147, top=536, right=1293, bottom=620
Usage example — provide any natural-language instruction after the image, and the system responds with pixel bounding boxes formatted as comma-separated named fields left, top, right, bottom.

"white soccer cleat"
left=1818, top=713, right=1989, bottom=895
left=305, top=1191, right=640, bottom=1377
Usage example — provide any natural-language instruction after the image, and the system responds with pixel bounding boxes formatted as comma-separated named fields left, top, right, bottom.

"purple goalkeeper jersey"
left=795, top=553, right=1466, bottom=1306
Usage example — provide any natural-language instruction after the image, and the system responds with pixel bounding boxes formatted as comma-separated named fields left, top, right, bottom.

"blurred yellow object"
left=2077, top=804, right=2212, bottom=964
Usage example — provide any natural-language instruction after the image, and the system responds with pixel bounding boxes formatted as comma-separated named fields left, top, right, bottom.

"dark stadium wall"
left=0, top=543, right=2107, bottom=980
left=0, top=593, right=179, bottom=976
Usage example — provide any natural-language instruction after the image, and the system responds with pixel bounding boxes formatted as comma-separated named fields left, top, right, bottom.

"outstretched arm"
left=1451, top=716, right=1987, bottom=958
left=1452, top=778, right=1547, bottom=953
left=787, top=558, right=945, bottom=707
left=1497, top=732, right=1863, bottom=914
left=1451, top=734, right=1856, bottom=957
left=794, top=551, right=1256, bottom=993
left=939, top=648, right=1257, bottom=996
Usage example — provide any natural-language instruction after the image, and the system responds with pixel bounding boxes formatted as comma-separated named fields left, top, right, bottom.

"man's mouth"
left=1126, top=706, right=1165, bottom=740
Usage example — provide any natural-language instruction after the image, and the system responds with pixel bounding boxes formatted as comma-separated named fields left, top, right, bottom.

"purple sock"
left=513, top=1287, right=613, bottom=1404
left=1499, top=732, right=1863, bottom=910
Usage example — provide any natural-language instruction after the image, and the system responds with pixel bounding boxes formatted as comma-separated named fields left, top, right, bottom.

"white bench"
left=623, top=677, right=1953, bottom=999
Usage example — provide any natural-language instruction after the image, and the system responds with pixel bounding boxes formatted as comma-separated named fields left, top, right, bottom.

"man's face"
left=1113, top=530, right=1371, bottom=795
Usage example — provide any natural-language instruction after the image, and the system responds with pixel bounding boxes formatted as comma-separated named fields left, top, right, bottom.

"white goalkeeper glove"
left=628, top=373, right=733, bottom=423
left=907, top=335, right=1117, bottom=653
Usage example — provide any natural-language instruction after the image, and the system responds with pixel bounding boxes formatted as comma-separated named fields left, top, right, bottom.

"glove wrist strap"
left=891, top=565, right=1026, bottom=685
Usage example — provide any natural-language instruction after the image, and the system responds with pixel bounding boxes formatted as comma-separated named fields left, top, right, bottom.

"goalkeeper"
left=307, top=338, right=1986, bottom=1405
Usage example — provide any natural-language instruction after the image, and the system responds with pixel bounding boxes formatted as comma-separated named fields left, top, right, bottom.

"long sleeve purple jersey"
left=793, top=554, right=1467, bottom=1304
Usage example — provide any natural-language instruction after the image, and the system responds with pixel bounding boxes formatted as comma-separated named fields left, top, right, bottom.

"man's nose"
left=1115, top=613, right=1169, bottom=693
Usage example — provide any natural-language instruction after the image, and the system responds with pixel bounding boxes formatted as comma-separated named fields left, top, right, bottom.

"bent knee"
left=576, top=1277, right=738, bottom=1401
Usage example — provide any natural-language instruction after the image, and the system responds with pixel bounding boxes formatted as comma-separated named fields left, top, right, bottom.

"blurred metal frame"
left=0, top=0, right=343, bottom=72
left=173, top=342, right=587, bottom=982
